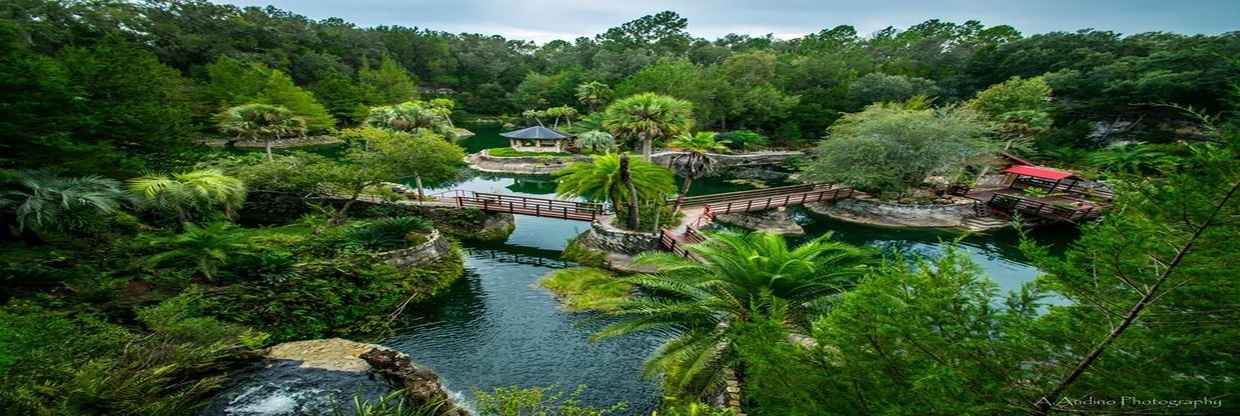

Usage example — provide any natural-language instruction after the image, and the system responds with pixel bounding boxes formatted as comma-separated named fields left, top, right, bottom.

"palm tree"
left=145, top=222, right=251, bottom=281
left=366, top=101, right=456, bottom=139
left=667, top=132, right=729, bottom=212
left=555, top=153, right=675, bottom=230
left=217, top=104, right=307, bottom=160
left=603, top=93, right=695, bottom=160
left=576, top=130, right=616, bottom=154
left=127, top=169, right=247, bottom=225
left=576, top=81, right=613, bottom=113
left=595, top=231, right=873, bottom=396
left=544, top=105, right=578, bottom=129
left=0, top=170, right=123, bottom=236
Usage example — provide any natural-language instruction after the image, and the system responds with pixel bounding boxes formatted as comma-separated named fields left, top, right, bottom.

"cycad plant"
left=1, top=170, right=124, bottom=236
left=127, top=169, right=247, bottom=225
left=555, top=153, right=675, bottom=230
left=666, top=132, right=729, bottom=212
left=145, top=222, right=251, bottom=281
left=594, top=231, right=873, bottom=397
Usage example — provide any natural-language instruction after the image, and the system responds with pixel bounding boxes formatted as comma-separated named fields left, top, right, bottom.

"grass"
left=486, top=147, right=574, bottom=158
left=539, top=267, right=633, bottom=312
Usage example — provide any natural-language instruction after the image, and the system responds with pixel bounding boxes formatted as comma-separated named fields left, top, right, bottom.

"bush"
left=474, top=385, right=627, bottom=416
left=344, top=217, right=433, bottom=251
left=717, top=130, right=769, bottom=151
left=561, top=237, right=607, bottom=268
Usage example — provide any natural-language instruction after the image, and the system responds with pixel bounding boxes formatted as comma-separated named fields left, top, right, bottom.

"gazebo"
left=500, top=126, right=573, bottom=153
left=1004, top=165, right=1083, bottom=193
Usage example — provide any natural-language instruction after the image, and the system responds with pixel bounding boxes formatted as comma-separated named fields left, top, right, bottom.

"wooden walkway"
left=441, top=190, right=608, bottom=222
left=962, top=188, right=1102, bottom=223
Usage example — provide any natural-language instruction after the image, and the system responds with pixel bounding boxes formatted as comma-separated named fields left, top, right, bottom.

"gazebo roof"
left=1006, top=165, right=1076, bottom=181
left=500, top=125, right=572, bottom=140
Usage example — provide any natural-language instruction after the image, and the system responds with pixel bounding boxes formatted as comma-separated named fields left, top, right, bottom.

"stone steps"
left=962, top=216, right=1010, bottom=232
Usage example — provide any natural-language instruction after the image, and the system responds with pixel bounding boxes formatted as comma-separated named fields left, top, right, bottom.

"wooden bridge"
left=439, top=190, right=609, bottom=222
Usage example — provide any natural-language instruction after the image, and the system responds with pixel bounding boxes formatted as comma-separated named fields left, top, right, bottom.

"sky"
left=214, top=0, right=1239, bottom=43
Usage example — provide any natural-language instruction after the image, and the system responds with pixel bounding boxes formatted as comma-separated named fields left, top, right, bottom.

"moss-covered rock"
left=538, top=267, right=633, bottom=312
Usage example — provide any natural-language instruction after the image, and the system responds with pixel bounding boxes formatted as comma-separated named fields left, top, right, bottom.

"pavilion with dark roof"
left=500, top=126, right=573, bottom=153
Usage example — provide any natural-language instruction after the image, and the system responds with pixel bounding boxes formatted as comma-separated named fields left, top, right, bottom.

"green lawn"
left=487, top=147, right=574, bottom=158
left=539, top=267, right=633, bottom=311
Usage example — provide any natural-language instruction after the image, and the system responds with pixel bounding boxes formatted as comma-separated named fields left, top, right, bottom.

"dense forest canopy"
left=3, top=0, right=1239, bottom=175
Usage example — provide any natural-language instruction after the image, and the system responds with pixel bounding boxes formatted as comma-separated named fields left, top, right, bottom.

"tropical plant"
left=603, top=93, right=694, bottom=160
left=474, top=385, right=627, bottom=416
left=544, top=105, right=578, bottom=128
left=595, top=231, right=873, bottom=396
left=217, top=103, right=307, bottom=159
left=313, top=129, right=463, bottom=223
left=366, top=101, right=456, bottom=139
left=666, top=132, right=729, bottom=212
left=332, top=390, right=447, bottom=416
left=555, top=153, right=675, bottom=230
left=1086, top=144, right=1176, bottom=174
left=575, top=130, right=616, bottom=154
left=144, top=222, right=252, bottom=281
left=427, top=98, right=456, bottom=128
left=127, top=169, right=247, bottom=224
left=0, top=170, right=124, bottom=235
left=576, top=81, right=613, bottom=113
left=715, top=130, right=767, bottom=151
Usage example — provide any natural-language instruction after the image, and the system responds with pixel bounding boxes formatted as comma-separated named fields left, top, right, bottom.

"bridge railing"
left=703, top=186, right=854, bottom=216
left=675, top=183, right=829, bottom=207
left=987, top=193, right=1101, bottom=223
left=453, top=191, right=608, bottom=221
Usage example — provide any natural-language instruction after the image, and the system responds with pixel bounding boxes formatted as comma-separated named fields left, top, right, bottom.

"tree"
left=666, top=132, right=728, bottom=212
left=358, top=55, right=417, bottom=105
left=594, top=231, right=873, bottom=396
left=0, top=170, right=123, bottom=236
left=127, top=169, right=247, bottom=225
left=365, top=101, right=456, bottom=139
left=555, top=153, right=675, bottom=230
left=544, top=105, right=578, bottom=128
left=216, top=104, right=307, bottom=160
left=202, top=57, right=336, bottom=132
left=317, top=128, right=464, bottom=222
left=802, top=103, right=995, bottom=195
left=847, top=72, right=940, bottom=108
left=310, top=71, right=369, bottom=125
left=427, top=98, right=456, bottom=128
left=144, top=222, right=251, bottom=281
left=576, top=81, right=613, bottom=113
left=575, top=130, right=616, bottom=154
left=967, top=75, right=1054, bottom=144
left=603, top=93, right=694, bottom=160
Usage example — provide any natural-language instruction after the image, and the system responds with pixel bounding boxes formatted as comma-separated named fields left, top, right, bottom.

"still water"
left=373, top=125, right=1074, bottom=413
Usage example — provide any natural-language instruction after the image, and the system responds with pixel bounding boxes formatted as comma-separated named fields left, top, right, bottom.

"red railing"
left=452, top=191, right=608, bottom=222
left=987, top=193, right=1101, bottom=223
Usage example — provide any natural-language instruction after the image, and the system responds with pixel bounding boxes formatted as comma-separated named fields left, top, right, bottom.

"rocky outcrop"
left=574, top=221, right=661, bottom=256
left=199, top=338, right=465, bottom=416
left=465, top=150, right=588, bottom=174
left=807, top=196, right=977, bottom=228
left=713, top=208, right=804, bottom=236
left=376, top=230, right=452, bottom=268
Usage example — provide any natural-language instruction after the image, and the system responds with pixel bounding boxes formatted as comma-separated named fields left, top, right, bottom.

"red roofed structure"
left=1005, top=165, right=1076, bottom=181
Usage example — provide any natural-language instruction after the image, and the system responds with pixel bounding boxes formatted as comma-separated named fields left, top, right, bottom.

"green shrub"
left=344, top=217, right=433, bottom=251
left=539, top=268, right=632, bottom=311
left=717, top=130, right=768, bottom=151
left=561, top=237, right=607, bottom=268
left=474, top=385, right=627, bottom=416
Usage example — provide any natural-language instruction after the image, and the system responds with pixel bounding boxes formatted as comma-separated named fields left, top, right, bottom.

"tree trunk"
left=619, top=154, right=640, bottom=230
left=266, top=133, right=278, bottom=160
left=415, top=174, right=425, bottom=200
left=673, top=176, right=694, bottom=214
left=332, top=190, right=363, bottom=224
left=1032, top=179, right=1239, bottom=415
left=640, top=132, right=652, bottom=161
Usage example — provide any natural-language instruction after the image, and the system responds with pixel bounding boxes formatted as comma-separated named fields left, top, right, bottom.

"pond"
left=284, top=126, right=1075, bottom=412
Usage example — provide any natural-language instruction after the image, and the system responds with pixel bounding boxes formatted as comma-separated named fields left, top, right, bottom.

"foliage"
left=366, top=101, right=456, bottom=139
left=333, top=390, right=447, bottom=416
left=314, top=128, right=464, bottom=221
left=596, top=231, right=873, bottom=396
left=229, top=153, right=331, bottom=225
left=575, top=130, right=617, bottom=154
left=359, top=55, right=418, bottom=105
left=144, top=222, right=253, bottom=281
left=802, top=103, right=996, bottom=194
left=714, top=130, right=767, bottom=151
left=0, top=170, right=124, bottom=235
left=342, top=216, right=433, bottom=251
left=128, top=168, right=247, bottom=224
left=560, top=236, right=608, bottom=268
left=666, top=132, right=729, bottom=209
left=1086, top=143, right=1177, bottom=174
left=202, top=57, right=336, bottom=132
left=603, top=93, right=695, bottom=158
left=555, top=153, right=676, bottom=209
left=539, top=267, right=633, bottom=311
left=474, top=385, right=628, bottom=416
left=217, top=103, right=307, bottom=159
left=576, top=81, right=613, bottom=113
left=848, top=72, right=940, bottom=107
left=967, top=76, right=1054, bottom=142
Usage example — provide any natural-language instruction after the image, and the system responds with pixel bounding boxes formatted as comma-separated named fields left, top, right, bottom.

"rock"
left=199, top=339, right=464, bottom=416
left=712, top=208, right=804, bottom=236
left=376, top=230, right=453, bottom=268
left=574, top=221, right=661, bottom=256
left=806, top=197, right=975, bottom=228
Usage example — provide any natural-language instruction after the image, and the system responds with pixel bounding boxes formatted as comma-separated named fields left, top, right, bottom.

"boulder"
left=199, top=338, right=464, bottom=416
left=712, top=208, right=804, bottom=236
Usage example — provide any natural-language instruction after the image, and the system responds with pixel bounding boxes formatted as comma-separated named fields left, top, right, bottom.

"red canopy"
left=1005, top=165, right=1075, bottom=181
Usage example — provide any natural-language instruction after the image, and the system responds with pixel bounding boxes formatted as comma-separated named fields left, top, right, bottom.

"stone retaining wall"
left=465, top=149, right=588, bottom=174
left=807, top=197, right=977, bottom=228
left=575, top=221, right=661, bottom=255
left=650, top=150, right=802, bottom=168
left=376, top=229, right=452, bottom=268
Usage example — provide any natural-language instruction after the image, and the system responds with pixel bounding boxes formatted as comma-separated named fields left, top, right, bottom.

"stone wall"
left=465, top=149, right=588, bottom=174
left=376, top=230, right=452, bottom=268
left=807, top=196, right=977, bottom=228
left=575, top=221, right=662, bottom=255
